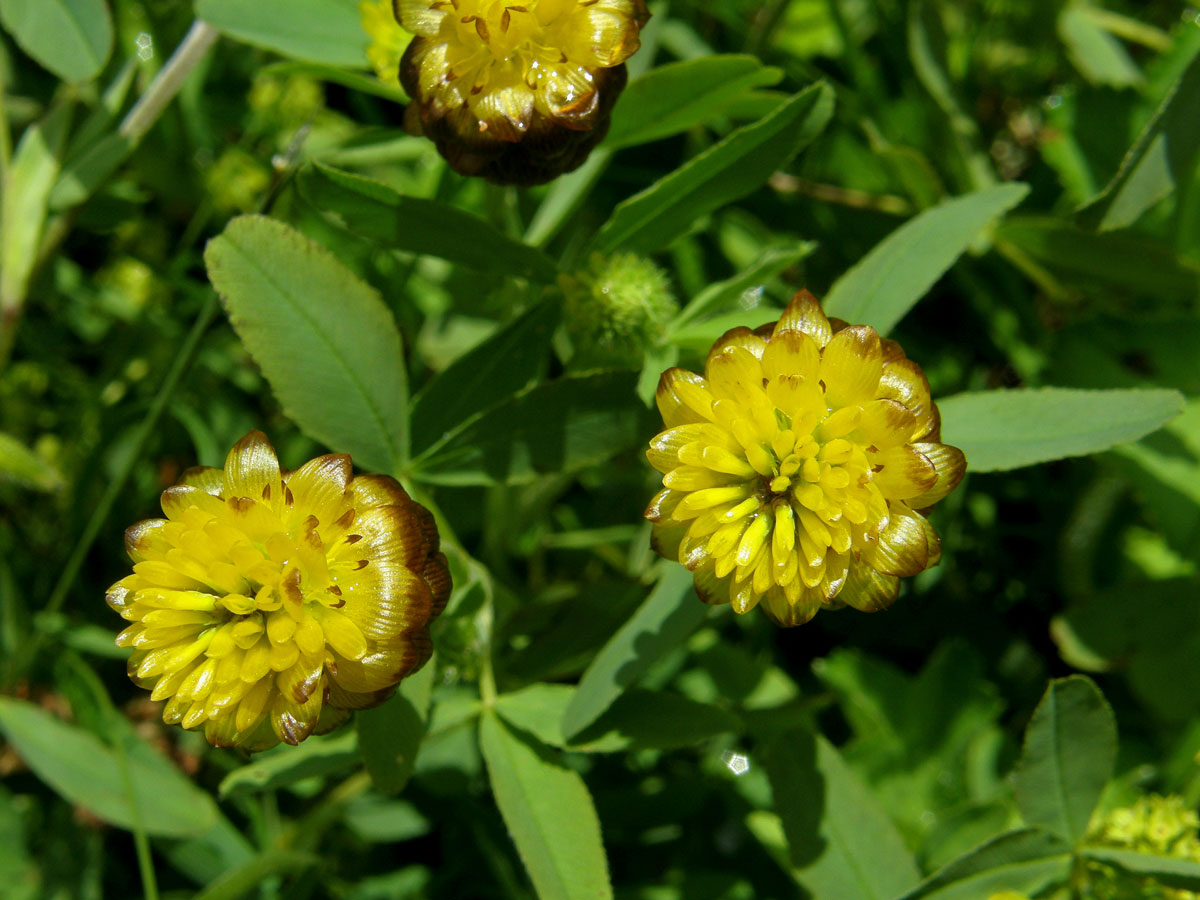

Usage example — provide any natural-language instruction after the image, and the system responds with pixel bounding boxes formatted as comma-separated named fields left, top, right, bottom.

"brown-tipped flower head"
left=396, top=0, right=649, bottom=184
left=107, top=431, right=450, bottom=750
left=645, top=291, right=966, bottom=627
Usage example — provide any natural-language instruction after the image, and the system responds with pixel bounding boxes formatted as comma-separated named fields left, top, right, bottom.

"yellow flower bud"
left=108, top=431, right=450, bottom=750
left=645, top=290, right=967, bottom=627
left=396, top=0, right=650, bottom=184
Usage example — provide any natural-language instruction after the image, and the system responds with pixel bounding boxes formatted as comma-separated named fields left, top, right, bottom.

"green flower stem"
left=9, top=295, right=218, bottom=685
left=113, top=732, right=160, bottom=900
left=118, top=22, right=220, bottom=145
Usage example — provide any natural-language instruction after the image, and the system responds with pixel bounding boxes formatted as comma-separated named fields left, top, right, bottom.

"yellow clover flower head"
left=361, top=0, right=412, bottom=85
left=645, top=290, right=966, bottom=627
left=396, top=0, right=650, bottom=184
left=107, top=431, right=450, bottom=750
left=1088, top=795, right=1200, bottom=900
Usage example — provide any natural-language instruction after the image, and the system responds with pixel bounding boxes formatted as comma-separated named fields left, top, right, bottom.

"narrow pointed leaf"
left=562, top=567, right=707, bottom=740
left=592, top=82, right=834, bottom=255
left=822, top=183, right=1029, bottom=334
left=763, top=729, right=920, bottom=899
left=670, top=243, right=816, bottom=330
left=410, top=300, right=560, bottom=455
left=897, top=828, right=1074, bottom=900
left=1082, top=847, right=1200, bottom=889
left=218, top=731, right=360, bottom=798
left=205, top=215, right=407, bottom=474
left=410, top=372, right=655, bottom=486
left=0, top=697, right=217, bottom=837
left=1014, top=676, right=1117, bottom=843
left=479, top=711, right=612, bottom=900
left=1078, top=49, right=1200, bottom=231
left=938, top=387, right=1184, bottom=472
left=604, top=55, right=784, bottom=150
left=301, top=164, right=558, bottom=282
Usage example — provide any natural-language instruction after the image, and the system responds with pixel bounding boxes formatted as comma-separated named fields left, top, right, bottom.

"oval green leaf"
left=479, top=711, right=612, bottom=900
left=822, top=183, right=1029, bottom=335
left=0, top=696, right=217, bottom=838
left=0, top=0, right=112, bottom=83
left=938, top=387, right=1185, bottom=473
left=591, top=82, right=834, bottom=255
left=205, top=215, right=408, bottom=474
left=1014, top=675, right=1116, bottom=844
left=195, top=0, right=369, bottom=67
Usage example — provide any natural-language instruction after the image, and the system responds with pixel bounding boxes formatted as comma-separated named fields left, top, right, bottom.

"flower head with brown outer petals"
left=397, top=0, right=649, bottom=184
left=645, top=291, right=966, bottom=627
left=107, top=431, right=450, bottom=750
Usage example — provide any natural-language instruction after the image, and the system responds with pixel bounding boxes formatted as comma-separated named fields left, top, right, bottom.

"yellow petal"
left=223, top=430, right=282, bottom=503
left=284, top=454, right=352, bottom=528
left=907, top=443, right=967, bottom=508
left=656, top=368, right=713, bottom=427
left=871, top=446, right=939, bottom=500
left=773, top=290, right=832, bottom=347
left=820, top=325, right=883, bottom=408
left=762, top=328, right=820, bottom=383
left=318, top=608, right=369, bottom=660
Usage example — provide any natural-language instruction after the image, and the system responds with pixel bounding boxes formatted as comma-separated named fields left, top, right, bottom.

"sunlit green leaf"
left=822, top=183, right=1029, bottom=334
left=410, top=372, right=655, bottom=486
left=479, top=711, right=612, bottom=900
left=1058, top=4, right=1144, bottom=88
left=301, top=163, right=558, bottom=282
left=1078, top=48, right=1200, bottom=231
left=938, top=387, right=1185, bottom=472
left=195, top=0, right=369, bottom=67
left=763, top=729, right=921, bottom=898
left=218, top=730, right=360, bottom=798
left=605, top=55, right=784, bottom=150
left=205, top=214, right=408, bottom=474
left=562, top=567, right=708, bottom=740
left=896, top=828, right=1074, bottom=900
left=0, top=697, right=218, bottom=837
left=1014, top=676, right=1116, bottom=843
left=592, top=82, right=834, bottom=255
left=0, top=0, right=112, bottom=82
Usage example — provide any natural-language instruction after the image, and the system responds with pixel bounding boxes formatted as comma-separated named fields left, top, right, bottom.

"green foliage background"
left=2, top=0, right=1200, bottom=898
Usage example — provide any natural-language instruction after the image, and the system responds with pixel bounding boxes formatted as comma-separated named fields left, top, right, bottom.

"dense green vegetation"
left=2, top=1, right=1200, bottom=898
